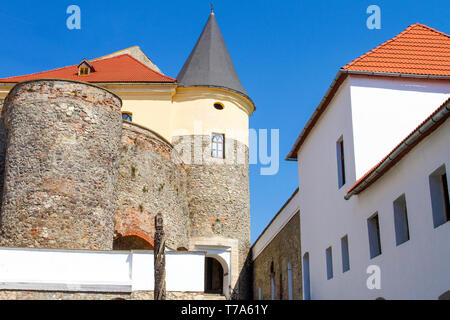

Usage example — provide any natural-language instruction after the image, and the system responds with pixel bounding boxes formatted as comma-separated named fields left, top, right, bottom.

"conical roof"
left=177, top=12, right=247, bottom=96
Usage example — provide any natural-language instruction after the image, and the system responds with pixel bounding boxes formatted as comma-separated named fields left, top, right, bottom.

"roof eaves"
left=286, top=70, right=450, bottom=161
left=345, top=97, right=450, bottom=200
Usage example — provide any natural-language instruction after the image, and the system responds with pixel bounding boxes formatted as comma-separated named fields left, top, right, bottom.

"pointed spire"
left=177, top=10, right=247, bottom=96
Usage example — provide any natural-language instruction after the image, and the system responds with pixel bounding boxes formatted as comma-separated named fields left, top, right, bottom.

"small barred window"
left=122, top=112, right=133, bottom=122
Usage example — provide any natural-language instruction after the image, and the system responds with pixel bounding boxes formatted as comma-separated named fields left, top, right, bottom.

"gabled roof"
left=345, top=97, right=450, bottom=200
left=343, top=23, right=450, bottom=76
left=0, top=54, right=176, bottom=84
left=177, top=12, right=247, bottom=96
left=287, top=23, right=450, bottom=161
left=92, top=45, right=163, bottom=74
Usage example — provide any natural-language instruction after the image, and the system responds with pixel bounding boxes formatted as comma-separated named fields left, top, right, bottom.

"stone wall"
left=253, top=212, right=302, bottom=300
left=173, top=135, right=251, bottom=299
left=0, top=99, right=6, bottom=214
left=115, top=123, right=190, bottom=250
left=0, top=290, right=224, bottom=300
left=0, top=80, right=122, bottom=250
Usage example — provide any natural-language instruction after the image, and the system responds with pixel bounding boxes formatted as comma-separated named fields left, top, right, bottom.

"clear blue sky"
left=0, top=0, right=448, bottom=243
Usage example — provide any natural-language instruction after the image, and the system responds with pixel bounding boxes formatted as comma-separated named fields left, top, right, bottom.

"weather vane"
left=210, top=3, right=214, bottom=13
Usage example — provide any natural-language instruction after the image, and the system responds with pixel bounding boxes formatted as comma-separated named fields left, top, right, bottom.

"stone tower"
left=173, top=11, right=255, bottom=299
left=0, top=80, right=122, bottom=250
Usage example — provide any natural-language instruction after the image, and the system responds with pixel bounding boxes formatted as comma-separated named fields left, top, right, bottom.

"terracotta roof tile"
left=0, top=54, right=176, bottom=84
left=343, top=23, right=450, bottom=76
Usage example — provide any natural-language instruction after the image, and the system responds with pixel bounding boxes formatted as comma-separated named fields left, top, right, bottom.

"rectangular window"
left=287, top=263, right=293, bottom=300
left=258, top=287, right=261, bottom=300
left=211, top=133, right=225, bottom=159
left=302, top=253, right=310, bottom=300
left=367, top=213, right=382, bottom=258
left=270, top=276, right=275, bottom=300
left=336, top=137, right=346, bottom=188
left=325, top=246, right=333, bottom=280
left=341, top=235, right=350, bottom=272
left=393, top=194, right=410, bottom=245
left=429, top=165, right=450, bottom=228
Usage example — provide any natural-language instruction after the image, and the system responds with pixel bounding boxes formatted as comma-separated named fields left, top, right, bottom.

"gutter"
left=344, top=98, right=450, bottom=200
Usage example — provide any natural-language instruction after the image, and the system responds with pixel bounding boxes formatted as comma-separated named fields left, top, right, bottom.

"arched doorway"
left=113, top=235, right=154, bottom=250
left=205, top=257, right=224, bottom=294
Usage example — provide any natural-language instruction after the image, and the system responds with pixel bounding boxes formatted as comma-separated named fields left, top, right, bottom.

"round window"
left=214, top=103, right=224, bottom=110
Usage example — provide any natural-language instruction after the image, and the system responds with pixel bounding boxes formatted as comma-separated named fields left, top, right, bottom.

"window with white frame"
left=211, top=133, right=225, bottom=159
left=429, top=165, right=450, bottom=228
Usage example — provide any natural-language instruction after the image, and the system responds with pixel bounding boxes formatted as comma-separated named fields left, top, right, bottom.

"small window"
left=341, top=235, right=350, bottom=272
left=336, top=137, right=346, bottom=188
left=214, top=102, right=224, bottom=110
left=368, top=213, right=382, bottom=259
left=393, top=194, right=410, bottom=245
left=258, top=287, right=262, bottom=300
left=325, top=246, right=333, bottom=280
left=270, top=275, right=275, bottom=300
left=211, top=133, right=225, bottom=159
left=302, top=253, right=311, bottom=300
left=287, top=262, right=293, bottom=300
left=79, top=67, right=90, bottom=75
left=122, top=112, right=133, bottom=122
left=429, top=165, right=450, bottom=228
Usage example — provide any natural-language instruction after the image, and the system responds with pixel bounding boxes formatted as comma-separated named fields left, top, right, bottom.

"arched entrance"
left=113, top=235, right=154, bottom=250
left=205, top=257, right=224, bottom=294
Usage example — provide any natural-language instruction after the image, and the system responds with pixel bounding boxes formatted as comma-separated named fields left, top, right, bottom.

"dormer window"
left=77, top=59, right=95, bottom=76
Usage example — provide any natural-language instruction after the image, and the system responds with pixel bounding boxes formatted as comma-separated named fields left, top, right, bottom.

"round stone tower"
left=173, top=11, right=255, bottom=299
left=0, top=79, right=122, bottom=250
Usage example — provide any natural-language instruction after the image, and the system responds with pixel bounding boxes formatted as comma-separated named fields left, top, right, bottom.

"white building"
left=287, top=23, right=450, bottom=300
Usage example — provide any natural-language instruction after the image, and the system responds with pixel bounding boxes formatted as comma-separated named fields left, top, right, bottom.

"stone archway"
left=113, top=235, right=154, bottom=250
left=205, top=257, right=224, bottom=294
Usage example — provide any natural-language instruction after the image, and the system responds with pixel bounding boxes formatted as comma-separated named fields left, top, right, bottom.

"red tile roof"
left=287, top=23, right=450, bottom=161
left=345, top=97, right=450, bottom=199
left=343, top=23, right=450, bottom=76
left=0, top=54, right=176, bottom=84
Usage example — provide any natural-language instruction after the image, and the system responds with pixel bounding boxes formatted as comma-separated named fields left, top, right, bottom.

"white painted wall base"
left=0, top=247, right=205, bottom=293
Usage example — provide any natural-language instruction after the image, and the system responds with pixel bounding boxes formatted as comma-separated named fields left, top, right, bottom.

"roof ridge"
left=116, top=53, right=175, bottom=82
left=342, top=23, right=450, bottom=70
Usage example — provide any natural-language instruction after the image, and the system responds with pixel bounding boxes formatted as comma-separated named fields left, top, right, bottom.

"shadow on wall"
left=232, top=250, right=253, bottom=300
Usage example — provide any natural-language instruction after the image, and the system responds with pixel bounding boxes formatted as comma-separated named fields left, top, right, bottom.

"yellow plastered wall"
left=170, top=87, right=252, bottom=147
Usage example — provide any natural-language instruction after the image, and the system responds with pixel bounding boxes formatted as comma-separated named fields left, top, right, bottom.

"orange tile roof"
left=287, top=23, right=450, bottom=161
left=0, top=54, right=176, bottom=84
left=343, top=23, right=450, bottom=76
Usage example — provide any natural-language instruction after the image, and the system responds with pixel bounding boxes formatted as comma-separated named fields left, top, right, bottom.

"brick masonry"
left=0, top=80, right=122, bottom=250
left=252, top=212, right=302, bottom=300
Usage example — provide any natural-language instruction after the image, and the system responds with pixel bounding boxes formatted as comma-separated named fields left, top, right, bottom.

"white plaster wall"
left=299, top=108, right=450, bottom=300
left=0, top=249, right=206, bottom=293
left=350, top=76, right=450, bottom=179
left=297, top=77, right=358, bottom=299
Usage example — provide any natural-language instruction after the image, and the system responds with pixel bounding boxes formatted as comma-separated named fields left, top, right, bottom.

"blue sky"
left=0, top=0, right=448, bottom=243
